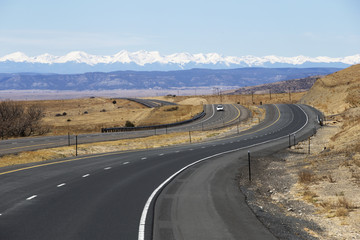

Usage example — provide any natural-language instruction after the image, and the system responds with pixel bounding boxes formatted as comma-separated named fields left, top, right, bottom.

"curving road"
left=0, top=104, right=322, bottom=240
left=0, top=103, right=246, bottom=156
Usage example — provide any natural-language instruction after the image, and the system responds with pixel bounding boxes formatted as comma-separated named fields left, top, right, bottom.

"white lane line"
left=175, top=151, right=180, bottom=153
left=159, top=153, right=164, bottom=156
left=123, top=162, right=130, bottom=165
left=189, top=149, right=194, bottom=151
left=57, top=183, right=66, bottom=188
left=201, top=146, right=206, bottom=149
left=82, top=174, right=90, bottom=178
left=26, top=195, right=37, bottom=200
left=0, top=213, right=2, bottom=216
left=141, top=157, right=147, bottom=160
left=104, top=167, right=112, bottom=170
left=138, top=104, right=311, bottom=240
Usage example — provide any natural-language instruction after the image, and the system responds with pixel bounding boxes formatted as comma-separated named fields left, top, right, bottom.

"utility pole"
left=269, top=88, right=272, bottom=100
left=288, top=87, right=291, bottom=102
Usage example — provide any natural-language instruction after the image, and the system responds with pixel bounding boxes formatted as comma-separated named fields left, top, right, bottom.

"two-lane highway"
left=0, top=104, right=322, bottom=240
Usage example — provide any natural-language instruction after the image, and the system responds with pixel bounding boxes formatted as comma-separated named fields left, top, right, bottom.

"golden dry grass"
left=136, top=105, right=203, bottom=126
left=15, top=97, right=205, bottom=136
left=300, top=64, right=360, bottom=115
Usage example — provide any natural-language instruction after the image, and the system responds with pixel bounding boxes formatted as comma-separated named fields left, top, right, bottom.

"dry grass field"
left=17, top=98, right=204, bottom=135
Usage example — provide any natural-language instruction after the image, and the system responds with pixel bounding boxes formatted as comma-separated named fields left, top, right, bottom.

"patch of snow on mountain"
left=1, top=50, right=359, bottom=67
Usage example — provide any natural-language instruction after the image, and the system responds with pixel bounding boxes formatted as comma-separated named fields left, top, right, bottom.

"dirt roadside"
left=238, top=123, right=360, bottom=240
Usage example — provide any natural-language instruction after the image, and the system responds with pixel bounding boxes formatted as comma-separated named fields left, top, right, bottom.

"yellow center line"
left=228, top=104, right=281, bottom=139
left=225, top=104, right=241, bottom=124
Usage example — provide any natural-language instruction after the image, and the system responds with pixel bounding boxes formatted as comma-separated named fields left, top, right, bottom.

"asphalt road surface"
left=0, top=104, right=322, bottom=240
left=0, top=103, right=247, bottom=156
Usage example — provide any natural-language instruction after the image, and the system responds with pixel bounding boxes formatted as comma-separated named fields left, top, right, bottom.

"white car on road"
left=216, top=105, right=224, bottom=111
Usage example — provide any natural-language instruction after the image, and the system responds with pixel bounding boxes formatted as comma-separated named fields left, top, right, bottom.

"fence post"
left=248, top=151, right=251, bottom=181
left=189, top=131, right=192, bottom=143
left=75, top=135, right=78, bottom=156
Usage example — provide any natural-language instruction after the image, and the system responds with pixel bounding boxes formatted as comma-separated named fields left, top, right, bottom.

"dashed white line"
left=82, top=174, right=90, bottom=178
left=175, top=151, right=180, bottom=153
left=26, top=195, right=37, bottom=200
left=141, top=157, right=147, bottom=160
left=57, top=183, right=66, bottom=188
left=158, top=153, right=164, bottom=156
left=104, top=167, right=112, bottom=170
left=201, top=146, right=206, bottom=149
left=123, top=162, right=130, bottom=165
left=189, top=149, right=194, bottom=151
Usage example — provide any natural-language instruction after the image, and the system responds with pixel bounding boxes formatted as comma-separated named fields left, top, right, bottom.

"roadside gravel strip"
left=150, top=104, right=322, bottom=240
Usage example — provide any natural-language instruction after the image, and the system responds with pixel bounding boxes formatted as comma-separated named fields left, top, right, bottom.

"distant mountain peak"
left=0, top=50, right=359, bottom=73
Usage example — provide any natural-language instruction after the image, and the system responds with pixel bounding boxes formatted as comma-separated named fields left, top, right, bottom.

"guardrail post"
left=308, top=137, right=311, bottom=154
left=288, top=134, right=291, bottom=148
left=248, top=151, right=251, bottom=181
left=293, top=134, right=296, bottom=147
left=189, top=131, right=192, bottom=143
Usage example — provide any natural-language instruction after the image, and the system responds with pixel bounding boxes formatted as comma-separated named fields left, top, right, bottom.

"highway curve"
left=0, top=104, right=322, bottom=240
left=0, top=103, right=246, bottom=156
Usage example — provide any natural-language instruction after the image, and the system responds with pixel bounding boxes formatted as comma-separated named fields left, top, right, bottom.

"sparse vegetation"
left=298, top=170, right=316, bottom=184
left=125, top=120, right=135, bottom=127
left=0, top=100, right=46, bottom=139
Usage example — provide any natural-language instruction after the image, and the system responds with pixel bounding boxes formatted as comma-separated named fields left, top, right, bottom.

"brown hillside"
left=300, top=64, right=360, bottom=115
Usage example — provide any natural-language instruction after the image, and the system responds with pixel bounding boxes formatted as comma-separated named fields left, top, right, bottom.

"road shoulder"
left=153, top=151, right=277, bottom=240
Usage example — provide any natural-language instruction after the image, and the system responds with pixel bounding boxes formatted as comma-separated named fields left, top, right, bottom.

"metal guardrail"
left=101, top=111, right=206, bottom=133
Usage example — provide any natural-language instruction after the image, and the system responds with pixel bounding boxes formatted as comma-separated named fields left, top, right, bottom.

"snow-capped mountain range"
left=0, top=50, right=359, bottom=73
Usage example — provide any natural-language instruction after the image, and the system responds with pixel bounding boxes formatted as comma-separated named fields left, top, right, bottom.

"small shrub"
left=337, top=197, right=356, bottom=209
left=125, top=120, right=135, bottom=127
left=62, top=112, right=67, bottom=116
left=100, top=109, right=106, bottom=112
left=112, top=100, right=117, bottom=104
left=55, top=113, right=62, bottom=117
left=84, top=111, right=88, bottom=114
left=335, top=207, right=349, bottom=217
left=67, top=119, right=71, bottom=122
left=303, top=190, right=318, bottom=203
left=298, top=170, right=316, bottom=184
left=328, top=174, right=336, bottom=183
left=164, top=106, right=178, bottom=112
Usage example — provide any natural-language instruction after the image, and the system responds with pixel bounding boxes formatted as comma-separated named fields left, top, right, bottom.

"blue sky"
left=0, top=0, right=359, bottom=57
